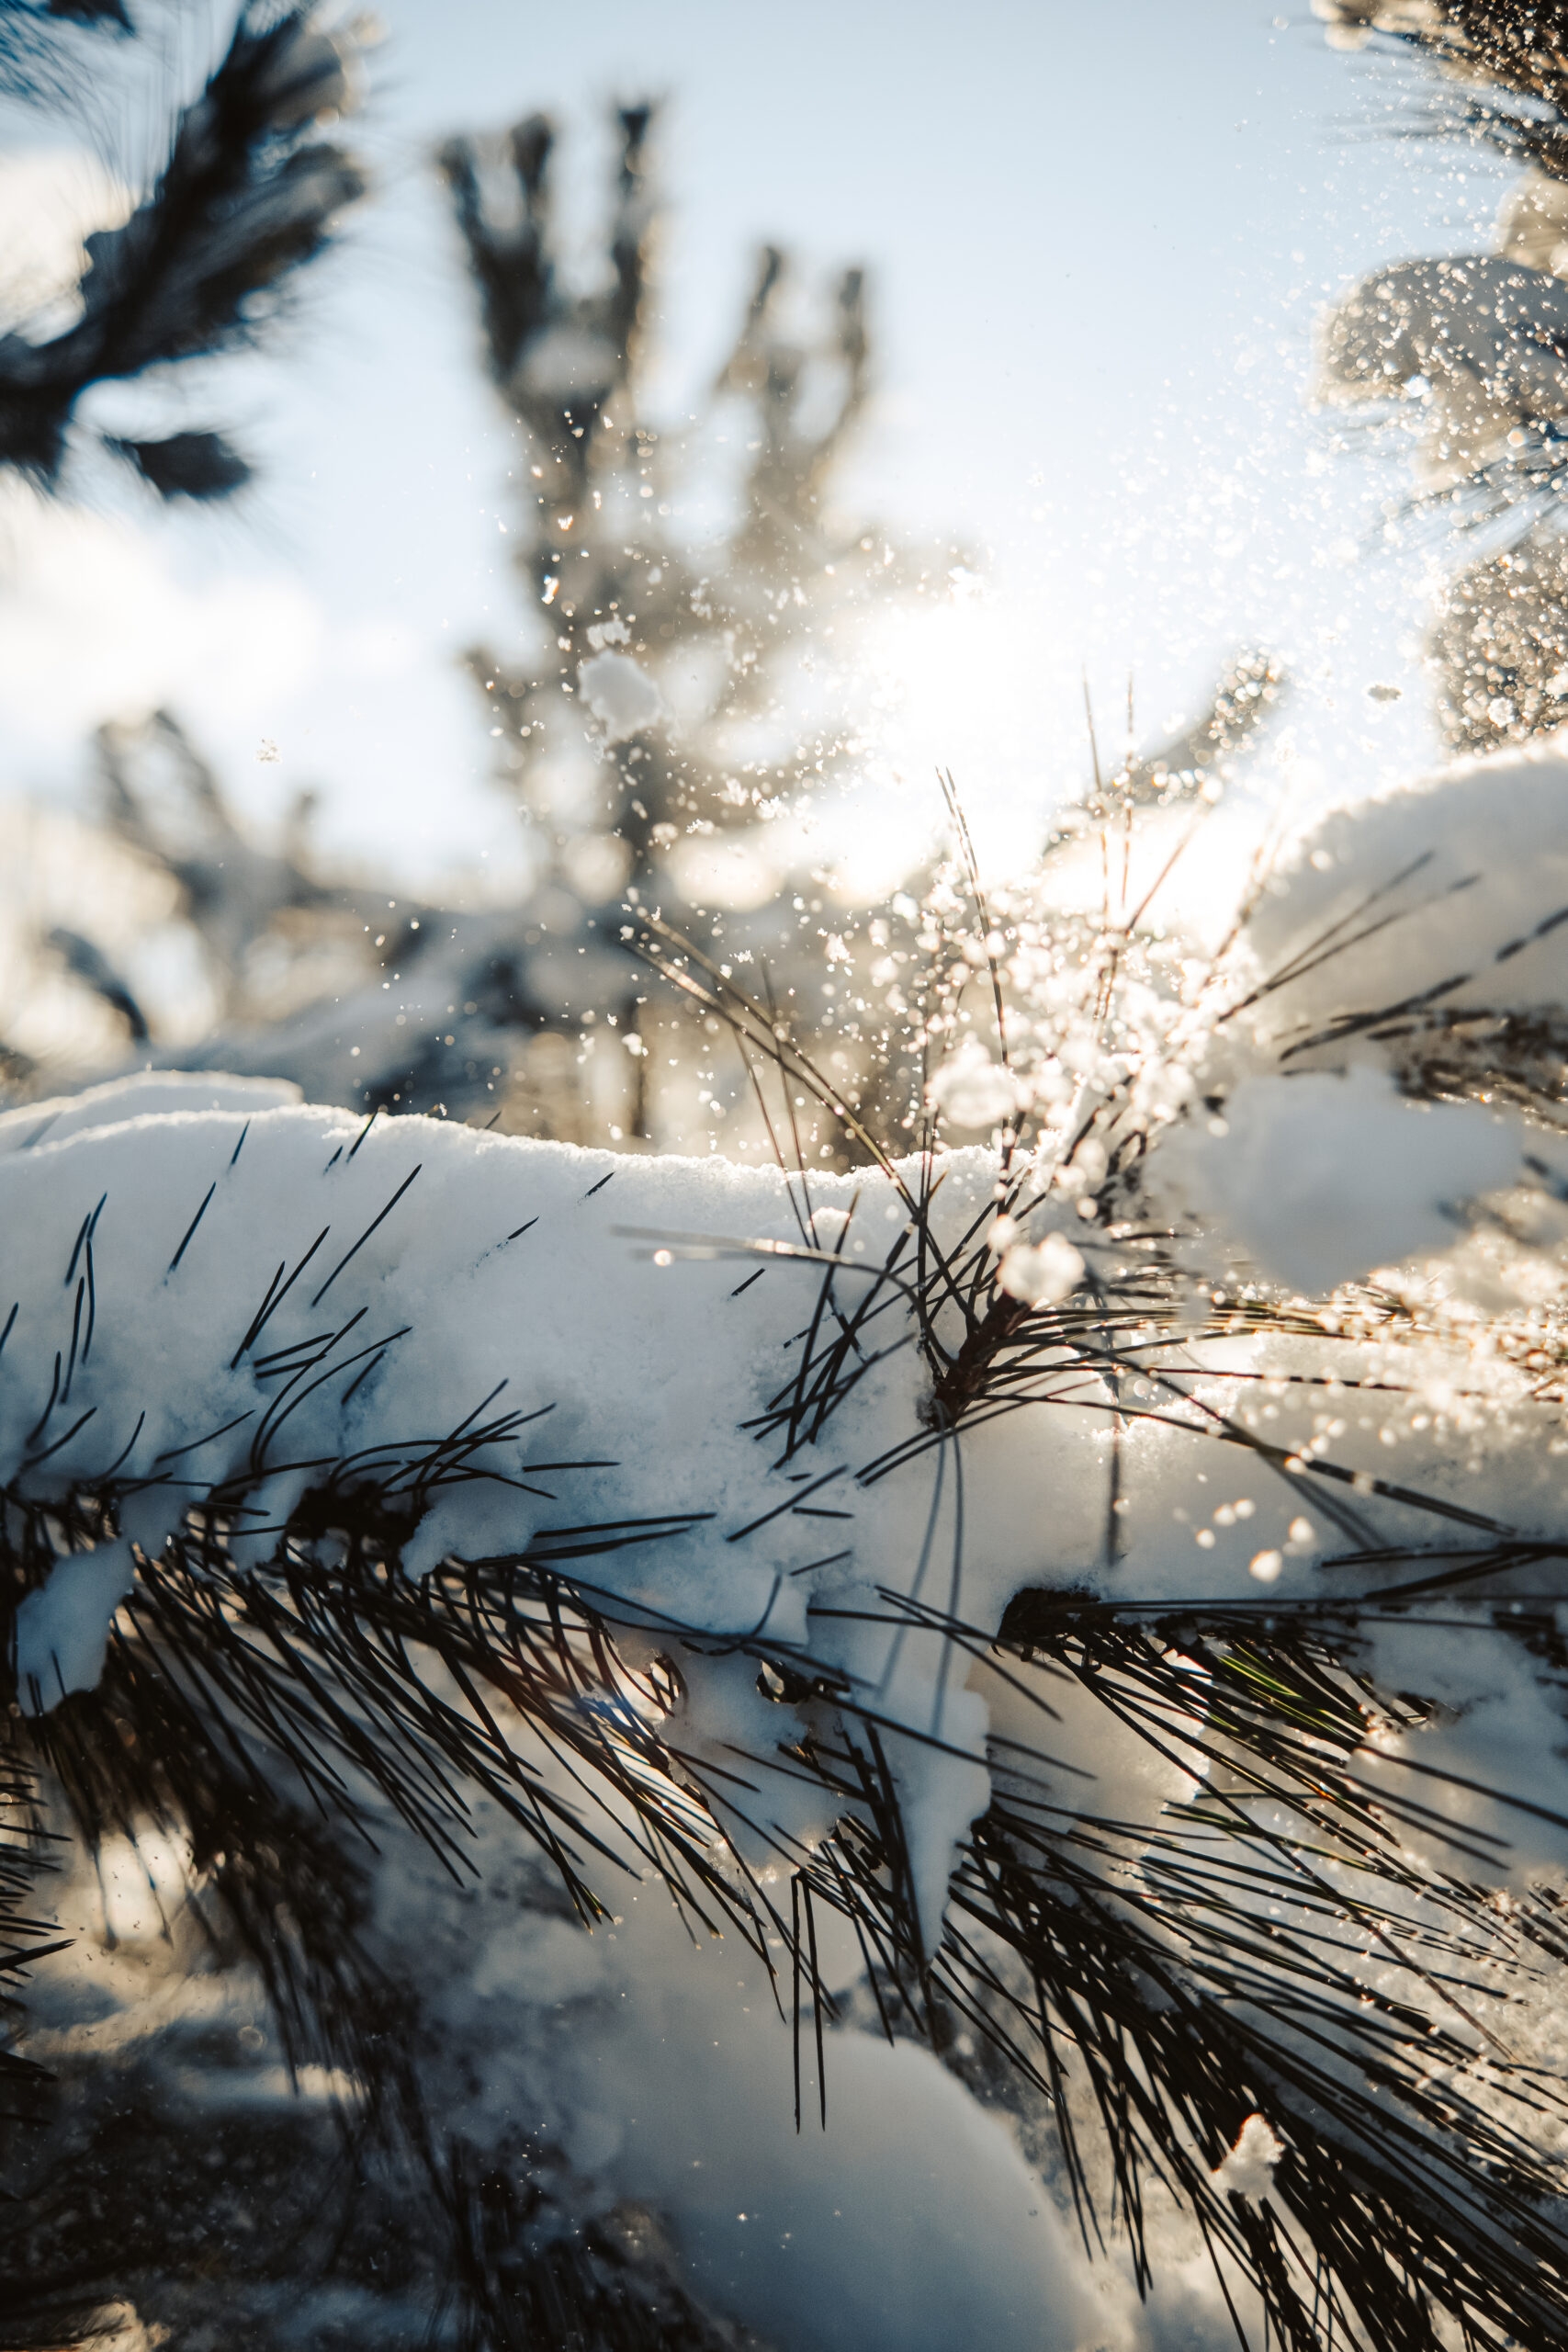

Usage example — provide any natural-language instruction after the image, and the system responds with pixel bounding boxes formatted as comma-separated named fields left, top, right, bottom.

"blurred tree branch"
left=0, top=2, right=367, bottom=498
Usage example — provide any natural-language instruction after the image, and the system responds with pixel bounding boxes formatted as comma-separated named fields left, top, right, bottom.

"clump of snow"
left=1242, top=747, right=1568, bottom=1063
left=1054, top=1134, right=1108, bottom=1199
left=1210, top=2114, right=1284, bottom=2201
left=579, top=648, right=663, bottom=742
left=598, top=1989, right=1099, bottom=2352
left=13, top=1538, right=135, bottom=1705
left=1176, top=1066, right=1524, bottom=1293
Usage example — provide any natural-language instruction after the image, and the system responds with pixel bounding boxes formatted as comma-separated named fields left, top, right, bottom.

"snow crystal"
left=1054, top=1134, right=1108, bottom=1197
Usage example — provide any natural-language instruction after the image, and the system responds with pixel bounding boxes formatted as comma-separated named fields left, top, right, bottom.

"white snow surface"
left=0, top=1068, right=300, bottom=1156
left=1359, top=1614, right=1568, bottom=1884
left=426, top=1842, right=1104, bottom=2352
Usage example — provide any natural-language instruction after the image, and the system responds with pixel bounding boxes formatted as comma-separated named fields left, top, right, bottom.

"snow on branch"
left=10, top=736, right=1568, bottom=2343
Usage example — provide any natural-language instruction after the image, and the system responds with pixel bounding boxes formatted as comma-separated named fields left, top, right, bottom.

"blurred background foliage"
left=0, top=0, right=1290, bottom=1166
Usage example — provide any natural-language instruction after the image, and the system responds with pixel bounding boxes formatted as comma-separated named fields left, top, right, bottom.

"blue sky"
left=0, top=0, right=1512, bottom=888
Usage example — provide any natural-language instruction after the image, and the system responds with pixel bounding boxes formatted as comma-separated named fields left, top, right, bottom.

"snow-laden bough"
left=11, top=747, right=1568, bottom=2349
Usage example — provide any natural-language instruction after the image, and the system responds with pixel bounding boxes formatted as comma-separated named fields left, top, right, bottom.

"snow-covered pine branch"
left=0, top=3, right=367, bottom=502
left=10, top=741, right=1568, bottom=2345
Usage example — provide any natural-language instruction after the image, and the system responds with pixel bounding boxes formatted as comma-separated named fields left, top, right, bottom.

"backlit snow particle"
left=1211, top=2113, right=1284, bottom=2200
